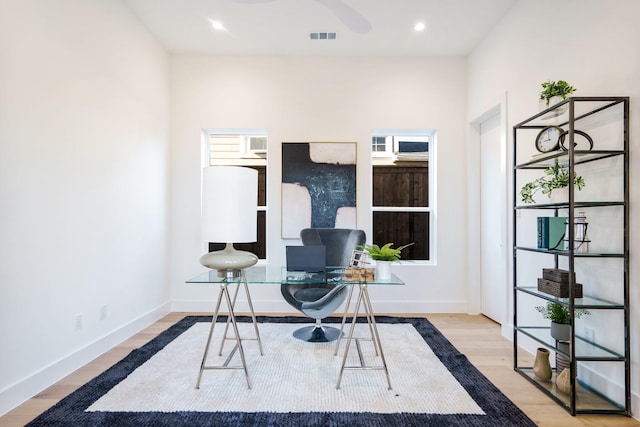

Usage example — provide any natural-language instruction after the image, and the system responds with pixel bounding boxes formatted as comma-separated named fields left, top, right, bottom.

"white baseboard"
left=501, top=322, right=514, bottom=342
left=0, top=302, right=171, bottom=416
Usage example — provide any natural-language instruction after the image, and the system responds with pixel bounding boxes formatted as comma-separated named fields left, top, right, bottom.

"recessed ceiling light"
left=414, top=22, right=426, bottom=32
left=210, top=20, right=226, bottom=31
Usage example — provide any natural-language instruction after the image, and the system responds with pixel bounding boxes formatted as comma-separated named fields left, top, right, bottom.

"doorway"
left=479, top=110, right=507, bottom=324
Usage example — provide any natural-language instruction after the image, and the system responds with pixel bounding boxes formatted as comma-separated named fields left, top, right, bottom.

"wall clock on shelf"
left=535, top=126, right=563, bottom=153
left=535, top=126, right=594, bottom=153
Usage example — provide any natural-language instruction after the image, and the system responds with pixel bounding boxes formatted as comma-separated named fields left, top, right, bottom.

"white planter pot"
left=539, top=95, right=568, bottom=119
left=549, top=187, right=569, bottom=203
left=375, top=260, right=392, bottom=280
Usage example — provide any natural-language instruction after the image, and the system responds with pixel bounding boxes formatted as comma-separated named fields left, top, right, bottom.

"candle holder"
left=564, top=210, right=590, bottom=252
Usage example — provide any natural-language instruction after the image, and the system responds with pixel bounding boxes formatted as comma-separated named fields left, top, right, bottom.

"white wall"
left=6, top=0, right=636, bottom=418
left=0, top=0, right=171, bottom=414
left=169, top=56, right=470, bottom=314
left=467, top=0, right=640, bottom=416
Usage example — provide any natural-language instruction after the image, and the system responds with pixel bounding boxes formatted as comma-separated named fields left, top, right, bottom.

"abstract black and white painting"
left=281, top=142, right=356, bottom=238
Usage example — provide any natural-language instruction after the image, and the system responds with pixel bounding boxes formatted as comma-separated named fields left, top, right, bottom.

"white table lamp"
left=200, top=166, right=258, bottom=274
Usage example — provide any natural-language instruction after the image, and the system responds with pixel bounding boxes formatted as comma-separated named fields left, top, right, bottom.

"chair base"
left=292, top=325, right=342, bottom=342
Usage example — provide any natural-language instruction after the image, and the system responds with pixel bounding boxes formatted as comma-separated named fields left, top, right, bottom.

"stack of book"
left=344, top=267, right=375, bottom=282
left=537, top=268, right=583, bottom=298
left=537, top=216, right=567, bottom=249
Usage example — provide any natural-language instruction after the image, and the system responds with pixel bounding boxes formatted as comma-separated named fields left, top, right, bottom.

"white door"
left=479, top=112, right=506, bottom=324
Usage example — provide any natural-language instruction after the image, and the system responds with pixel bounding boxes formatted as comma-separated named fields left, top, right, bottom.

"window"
left=371, top=130, right=434, bottom=261
left=371, top=136, right=389, bottom=154
left=204, top=129, right=267, bottom=259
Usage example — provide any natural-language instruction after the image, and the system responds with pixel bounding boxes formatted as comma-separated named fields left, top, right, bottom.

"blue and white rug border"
left=26, top=315, right=536, bottom=427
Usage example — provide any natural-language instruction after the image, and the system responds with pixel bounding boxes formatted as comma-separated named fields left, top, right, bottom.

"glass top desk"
left=186, top=265, right=404, bottom=285
left=187, top=266, right=404, bottom=390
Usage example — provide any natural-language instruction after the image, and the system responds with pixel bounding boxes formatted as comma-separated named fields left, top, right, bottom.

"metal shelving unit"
left=512, top=97, right=630, bottom=416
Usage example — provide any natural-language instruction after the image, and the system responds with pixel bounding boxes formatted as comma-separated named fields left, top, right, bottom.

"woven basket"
left=537, top=278, right=583, bottom=298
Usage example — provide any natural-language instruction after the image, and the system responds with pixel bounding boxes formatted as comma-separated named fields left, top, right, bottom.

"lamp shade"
left=201, top=166, right=257, bottom=243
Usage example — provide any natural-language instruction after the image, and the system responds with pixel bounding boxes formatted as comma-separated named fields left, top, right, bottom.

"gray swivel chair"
left=281, top=228, right=366, bottom=342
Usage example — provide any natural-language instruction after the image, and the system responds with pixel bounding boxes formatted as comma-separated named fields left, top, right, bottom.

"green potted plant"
left=360, top=242, right=413, bottom=261
left=520, top=163, right=585, bottom=204
left=359, top=242, right=413, bottom=280
left=535, top=301, right=590, bottom=341
left=539, top=79, right=577, bottom=107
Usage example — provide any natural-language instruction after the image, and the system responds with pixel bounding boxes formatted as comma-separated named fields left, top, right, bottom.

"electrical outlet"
left=75, top=314, right=83, bottom=330
left=100, top=305, right=107, bottom=320
left=585, top=327, right=595, bottom=342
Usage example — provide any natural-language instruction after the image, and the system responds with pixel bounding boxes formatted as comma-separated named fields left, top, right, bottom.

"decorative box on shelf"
left=344, top=267, right=375, bottom=282
left=537, top=278, right=583, bottom=298
left=543, top=268, right=575, bottom=283
left=537, top=268, right=582, bottom=298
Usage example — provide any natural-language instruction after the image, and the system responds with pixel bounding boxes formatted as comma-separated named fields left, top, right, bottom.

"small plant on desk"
left=359, top=242, right=413, bottom=261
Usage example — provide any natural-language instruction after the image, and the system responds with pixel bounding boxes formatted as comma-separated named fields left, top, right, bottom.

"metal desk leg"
left=218, top=282, right=241, bottom=356
left=334, top=284, right=356, bottom=356
left=361, top=286, right=392, bottom=390
left=223, top=282, right=251, bottom=389
left=336, top=284, right=392, bottom=390
left=242, top=271, right=264, bottom=355
left=334, top=285, right=378, bottom=357
left=195, top=280, right=252, bottom=390
left=195, top=281, right=225, bottom=389
left=336, top=285, right=363, bottom=389
left=217, top=272, right=264, bottom=356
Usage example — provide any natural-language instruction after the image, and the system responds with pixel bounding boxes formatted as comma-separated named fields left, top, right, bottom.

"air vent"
left=248, top=136, right=267, bottom=154
left=310, top=32, right=337, bottom=40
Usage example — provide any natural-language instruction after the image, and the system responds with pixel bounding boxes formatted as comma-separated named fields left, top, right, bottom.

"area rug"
left=26, top=316, right=536, bottom=426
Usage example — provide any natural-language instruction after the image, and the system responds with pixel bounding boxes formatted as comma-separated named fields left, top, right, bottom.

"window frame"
left=370, top=129, right=436, bottom=264
left=202, top=128, right=268, bottom=260
left=371, top=136, right=393, bottom=157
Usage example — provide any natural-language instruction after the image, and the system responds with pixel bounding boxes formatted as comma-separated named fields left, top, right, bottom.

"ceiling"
left=121, top=0, right=517, bottom=56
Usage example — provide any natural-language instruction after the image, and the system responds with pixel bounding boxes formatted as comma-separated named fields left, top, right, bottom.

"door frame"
left=467, top=92, right=512, bottom=338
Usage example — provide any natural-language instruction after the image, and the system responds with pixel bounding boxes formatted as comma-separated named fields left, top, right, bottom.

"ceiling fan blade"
left=313, top=0, right=372, bottom=34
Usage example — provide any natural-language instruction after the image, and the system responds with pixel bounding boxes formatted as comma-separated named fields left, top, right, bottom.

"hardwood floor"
left=427, top=314, right=638, bottom=427
left=1, top=312, right=638, bottom=426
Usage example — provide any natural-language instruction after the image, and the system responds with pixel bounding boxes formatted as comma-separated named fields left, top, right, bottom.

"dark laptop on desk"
left=286, top=245, right=327, bottom=272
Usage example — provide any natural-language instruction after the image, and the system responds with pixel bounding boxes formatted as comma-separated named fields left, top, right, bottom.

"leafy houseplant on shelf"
left=539, top=79, right=577, bottom=107
left=535, top=301, right=590, bottom=341
left=359, top=243, right=413, bottom=280
left=520, top=163, right=585, bottom=204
